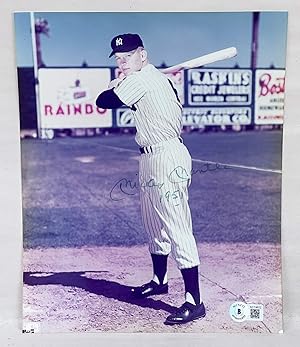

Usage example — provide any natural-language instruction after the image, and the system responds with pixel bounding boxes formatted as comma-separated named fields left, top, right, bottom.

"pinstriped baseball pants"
left=139, top=137, right=200, bottom=270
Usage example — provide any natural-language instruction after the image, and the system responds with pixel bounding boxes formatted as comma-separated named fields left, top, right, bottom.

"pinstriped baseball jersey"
left=114, top=64, right=182, bottom=147
left=115, top=62, right=200, bottom=270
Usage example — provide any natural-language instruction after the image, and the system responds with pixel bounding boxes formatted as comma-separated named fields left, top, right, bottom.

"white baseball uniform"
left=115, top=64, right=200, bottom=269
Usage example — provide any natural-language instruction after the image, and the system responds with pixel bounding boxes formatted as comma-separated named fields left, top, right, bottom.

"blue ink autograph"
left=109, top=162, right=231, bottom=201
left=161, top=189, right=184, bottom=206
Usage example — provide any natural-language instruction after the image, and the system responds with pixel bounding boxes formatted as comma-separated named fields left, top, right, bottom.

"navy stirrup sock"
left=151, top=253, right=168, bottom=285
left=181, top=266, right=201, bottom=305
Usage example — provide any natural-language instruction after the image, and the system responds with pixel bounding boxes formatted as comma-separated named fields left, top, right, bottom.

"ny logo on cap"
left=116, top=37, right=123, bottom=46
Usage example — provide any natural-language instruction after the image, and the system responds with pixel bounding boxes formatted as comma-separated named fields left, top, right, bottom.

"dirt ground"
left=23, top=242, right=282, bottom=334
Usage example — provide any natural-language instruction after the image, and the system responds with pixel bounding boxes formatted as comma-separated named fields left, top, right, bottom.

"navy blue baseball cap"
left=109, top=33, right=144, bottom=58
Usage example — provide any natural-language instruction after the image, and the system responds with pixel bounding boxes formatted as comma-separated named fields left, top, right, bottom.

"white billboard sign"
left=38, top=68, right=112, bottom=129
left=188, top=69, right=252, bottom=106
left=183, top=107, right=251, bottom=126
left=255, top=69, right=285, bottom=125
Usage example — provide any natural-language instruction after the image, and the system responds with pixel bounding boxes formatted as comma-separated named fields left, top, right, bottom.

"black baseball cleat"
left=164, top=302, right=206, bottom=325
left=131, top=280, right=168, bottom=299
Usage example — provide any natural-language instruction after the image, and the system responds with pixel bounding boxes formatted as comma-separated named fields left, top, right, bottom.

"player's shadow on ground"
left=23, top=271, right=177, bottom=314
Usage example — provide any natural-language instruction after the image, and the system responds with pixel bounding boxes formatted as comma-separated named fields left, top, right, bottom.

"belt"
left=139, top=137, right=183, bottom=154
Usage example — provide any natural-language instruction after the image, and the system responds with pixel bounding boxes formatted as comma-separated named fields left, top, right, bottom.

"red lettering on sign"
left=74, top=104, right=82, bottom=115
left=259, top=73, right=285, bottom=97
left=43, top=104, right=107, bottom=116
left=56, top=105, right=64, bottom=115
left=45, top=105, right=53, bottom=115
left=96, top=107, right=107, bottom=115
left=85, top=104, right=93, bottom=114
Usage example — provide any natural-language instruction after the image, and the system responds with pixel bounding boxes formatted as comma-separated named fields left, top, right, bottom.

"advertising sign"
left=254, top=69, right=285, bottom=124
left=38, top=68, right=112, bottom=129
left=188, top=69, right=252, bottom=106
left=117, top=107, right=251, bottom=127
left=116, top=108, right=135, bottom=127
left=182, top=107, right=251, bottom=126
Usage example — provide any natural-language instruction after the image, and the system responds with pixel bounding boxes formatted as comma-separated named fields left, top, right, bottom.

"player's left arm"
left=96, top=74, right=146, bottom=109
left=95, top=73, right=126, bottom=109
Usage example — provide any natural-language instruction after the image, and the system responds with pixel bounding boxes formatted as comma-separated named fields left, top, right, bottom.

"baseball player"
left=96, top=33, right=206, bottom=325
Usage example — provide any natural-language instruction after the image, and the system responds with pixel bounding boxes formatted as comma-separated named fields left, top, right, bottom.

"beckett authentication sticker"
left=230, top=302, right=264, bottom=322
left=229, top=302, right=249, bottom=322
left=248, top=304, right=264, bottom=321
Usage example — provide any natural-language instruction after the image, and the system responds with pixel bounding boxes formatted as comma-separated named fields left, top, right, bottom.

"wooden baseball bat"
left=161, top=47, right=237, bottom=74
